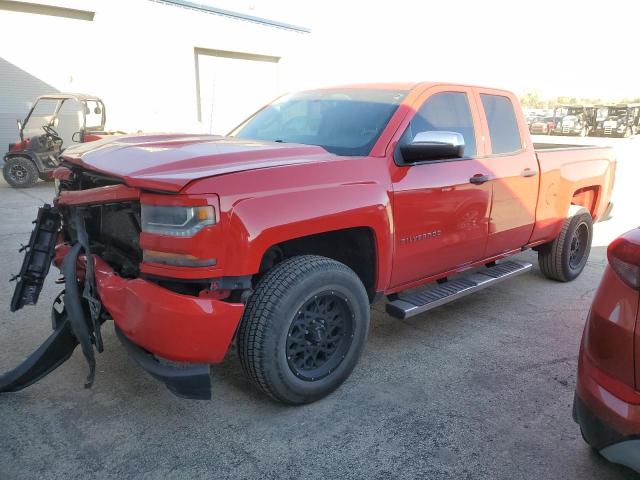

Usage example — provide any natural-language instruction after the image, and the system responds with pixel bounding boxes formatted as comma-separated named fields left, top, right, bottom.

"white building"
left=0, top=0, right=310, bottom=150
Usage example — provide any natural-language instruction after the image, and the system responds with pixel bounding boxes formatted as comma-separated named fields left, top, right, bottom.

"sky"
left=205, top=0, right=640, bottom=100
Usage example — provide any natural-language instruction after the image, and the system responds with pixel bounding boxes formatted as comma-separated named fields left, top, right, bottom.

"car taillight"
left=607, top=230, right=640, bottom=290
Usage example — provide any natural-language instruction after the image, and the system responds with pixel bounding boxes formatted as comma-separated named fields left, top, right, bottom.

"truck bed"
left=532, top=142, right=616, bottom=231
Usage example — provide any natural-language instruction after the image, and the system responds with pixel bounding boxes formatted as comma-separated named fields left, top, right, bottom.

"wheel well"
left=258, top=227, right=377, bottom=301
left=571, top=186, right=599, bottom=217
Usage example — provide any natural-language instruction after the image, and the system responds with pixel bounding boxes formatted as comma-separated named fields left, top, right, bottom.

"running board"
left=385, top=260, right=533, bottom=319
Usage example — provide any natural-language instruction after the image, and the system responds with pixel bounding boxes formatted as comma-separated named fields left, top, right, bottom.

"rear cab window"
left=480, top=94, right=522, bottom=154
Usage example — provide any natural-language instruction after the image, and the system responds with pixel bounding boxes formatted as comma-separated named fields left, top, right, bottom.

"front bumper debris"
left=10, top=204, right=60, bottom=311
left=1, top=200, right=243, bottom=400
left=0, top=311, right=77, bottom=392
left=115, top=327, right=212, bottom=400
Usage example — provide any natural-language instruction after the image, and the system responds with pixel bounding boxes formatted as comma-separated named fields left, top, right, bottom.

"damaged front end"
left=0, top=187, right=215, bottom=400
left=0, top=204, right=96, bottom=392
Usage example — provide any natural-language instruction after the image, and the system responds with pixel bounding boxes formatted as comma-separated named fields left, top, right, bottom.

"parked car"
left=0, top=82, right=616, bottom=404
left=552, top=105, right=596, bottom=136
left=593, top=104, right=640, bottom=138
left=574, top=228, right=640, bottom=473
left=2, top=93, right=121, bottom=188
left=530, top=116, right=557, bottom=135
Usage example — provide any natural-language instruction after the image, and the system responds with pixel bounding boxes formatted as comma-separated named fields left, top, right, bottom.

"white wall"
left=0, top=0, right=308, bottom=136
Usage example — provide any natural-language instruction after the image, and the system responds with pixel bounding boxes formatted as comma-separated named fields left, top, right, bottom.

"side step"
left=385, top=260, right=533, bottom=319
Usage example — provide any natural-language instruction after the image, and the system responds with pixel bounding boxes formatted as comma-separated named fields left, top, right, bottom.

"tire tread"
left=237, top=255, right=364, bottom=403
left=538, top=208, right=592, bottom=282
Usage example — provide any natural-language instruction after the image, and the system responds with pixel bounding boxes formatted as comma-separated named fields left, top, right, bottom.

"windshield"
left=230, top=89, right=408, bottom=156
left=596, top=107, right=609, bottom=121
left=555, top=107, right=583, bottom=117
left=609, top=107, right=628, bottom=118
left=23, top=98, right=59, bottom=138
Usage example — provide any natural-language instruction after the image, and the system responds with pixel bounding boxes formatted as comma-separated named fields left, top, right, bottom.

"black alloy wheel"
left=286, top=291, right=354, bottom=381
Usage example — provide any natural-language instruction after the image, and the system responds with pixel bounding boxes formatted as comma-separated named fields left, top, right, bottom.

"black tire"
left=237, top=255, right=370, bottom=404
left=537, top=207, right=593, bottom=282
left=3, top=156, right=38, bottom=188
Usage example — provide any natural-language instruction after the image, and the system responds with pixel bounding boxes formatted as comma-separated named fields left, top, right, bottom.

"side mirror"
left=400, top=131, right=465, bottom=163
left=72, top=131, right=83, bottom=143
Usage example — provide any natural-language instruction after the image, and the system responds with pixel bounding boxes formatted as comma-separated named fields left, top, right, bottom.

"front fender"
left=223, top=182, right=393, bottom=290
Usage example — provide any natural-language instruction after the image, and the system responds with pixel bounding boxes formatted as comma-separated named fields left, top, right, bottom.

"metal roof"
left=151, top=0, right=311, bottom=33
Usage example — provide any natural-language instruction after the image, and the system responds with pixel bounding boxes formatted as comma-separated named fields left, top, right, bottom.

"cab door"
left=389, top=86, right=492, bottom=288
left=474, top=88, right=539, bottom=257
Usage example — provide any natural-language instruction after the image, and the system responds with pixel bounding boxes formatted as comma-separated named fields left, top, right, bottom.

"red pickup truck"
left=1, top=82, right=615, bottom=404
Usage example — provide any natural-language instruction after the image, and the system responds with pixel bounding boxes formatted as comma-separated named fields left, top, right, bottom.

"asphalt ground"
left=0, top=135, right=639, bottom=479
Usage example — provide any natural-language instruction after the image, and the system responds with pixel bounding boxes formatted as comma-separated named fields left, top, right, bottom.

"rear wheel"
left=3, top=156, right=38, bottom=188
left=237, top=255, right=370, bottom=404
left=537, top=207, right=593, bottom=282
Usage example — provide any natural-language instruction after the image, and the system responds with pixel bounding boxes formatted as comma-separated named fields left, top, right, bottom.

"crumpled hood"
left=61, top=134, right=332, bottom=192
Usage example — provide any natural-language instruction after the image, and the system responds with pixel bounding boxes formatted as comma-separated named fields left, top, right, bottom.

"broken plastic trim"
left=0, top=314, right=77, bottom=393
left=10, top=204, right=61, bottom=312
left=62, top=242, right=97, bottom=388
left=0, top=207, right=103, bottom=393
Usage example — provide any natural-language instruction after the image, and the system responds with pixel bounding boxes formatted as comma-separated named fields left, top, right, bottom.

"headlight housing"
left=141, top=204, right=215, bottom=237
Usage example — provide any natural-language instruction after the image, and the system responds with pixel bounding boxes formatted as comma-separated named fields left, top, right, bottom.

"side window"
left=407, top=91, right=477, bottom=158
left=480, top=94, right=522, bottom=154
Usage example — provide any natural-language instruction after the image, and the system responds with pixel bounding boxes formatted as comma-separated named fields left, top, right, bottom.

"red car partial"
left=574, top=228, right=640, bottom=473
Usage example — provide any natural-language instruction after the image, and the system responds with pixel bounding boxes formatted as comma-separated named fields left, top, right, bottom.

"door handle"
left=469, top=174, right=490, bottom=185
left=521, top=168, right=537, bottom=178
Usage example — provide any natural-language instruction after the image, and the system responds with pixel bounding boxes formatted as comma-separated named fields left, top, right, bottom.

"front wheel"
left=237, top=255, right=370, bottom=404
left=3, top=156, right=38, bottom=188
left=537, top=207, right=593, bottom=282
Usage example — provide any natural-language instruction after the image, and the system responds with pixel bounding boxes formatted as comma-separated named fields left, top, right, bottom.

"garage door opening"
left=195, top=48, right=280, bottom=135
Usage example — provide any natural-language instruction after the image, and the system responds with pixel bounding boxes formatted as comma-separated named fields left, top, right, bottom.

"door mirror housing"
left=72, top=131, right=83, bottom=143
left=400, top=131, right=465, bottom=163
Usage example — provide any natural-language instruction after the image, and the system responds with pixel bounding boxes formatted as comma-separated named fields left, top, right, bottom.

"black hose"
left=62, top=242, right=96, bottom=388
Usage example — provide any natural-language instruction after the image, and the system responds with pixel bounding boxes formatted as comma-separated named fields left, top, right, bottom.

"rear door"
left=389, top=86, right=492, bottom=288
left=474, top=89, right=539, bottom=257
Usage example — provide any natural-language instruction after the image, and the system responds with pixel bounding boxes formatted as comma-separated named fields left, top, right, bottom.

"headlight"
left=141, top=204, right=216, bottom=237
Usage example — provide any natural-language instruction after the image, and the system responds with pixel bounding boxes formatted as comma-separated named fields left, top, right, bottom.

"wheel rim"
left=569, top=222, right=589, bottom=269
left=8, top=164, right=28, bottom=184
left=286, top=291, right=354, bottom=381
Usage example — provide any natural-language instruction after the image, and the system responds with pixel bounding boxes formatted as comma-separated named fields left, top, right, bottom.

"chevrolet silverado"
left=0, top=82, right=616, bottom=404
